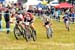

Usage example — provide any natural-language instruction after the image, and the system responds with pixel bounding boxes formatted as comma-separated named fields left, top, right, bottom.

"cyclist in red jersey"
left=23, top=11, right=36, bottom=34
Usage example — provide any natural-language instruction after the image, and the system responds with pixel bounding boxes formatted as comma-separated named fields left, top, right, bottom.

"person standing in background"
left=58, top=9, right=61, bottom=22
left=4, top=7, right=10, bottom=34
left=0, top=2, right=3, bottom=31
left=71, top=12, right=75, bottom=24
left=70, top=8, right=75, bottom=24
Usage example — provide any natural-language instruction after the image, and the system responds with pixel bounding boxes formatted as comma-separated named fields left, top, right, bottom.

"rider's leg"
left=66, top=21, right=70, bottom=31
left=30, top=23, right=36, bottom=35
left=49, top=23, right=53, bottom=33
left=48, top=23, right=53, bottom=37
left=45, top=24, right=53, bottom=38
left=45, top=24, right=49, bottom=33
left=66, top=25, right=69, bottom=31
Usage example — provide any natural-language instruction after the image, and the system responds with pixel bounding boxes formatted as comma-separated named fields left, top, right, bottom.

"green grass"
left=0, top=17, right=75, bottom=50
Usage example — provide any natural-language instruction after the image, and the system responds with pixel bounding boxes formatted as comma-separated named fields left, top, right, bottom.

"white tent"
left=23, top=0, right=41, bottom=11
left=49, top=0, right=59, bottom=6
left=5, top=0, right=17, bottom=3
left=25, top=0, right=41, bottom=5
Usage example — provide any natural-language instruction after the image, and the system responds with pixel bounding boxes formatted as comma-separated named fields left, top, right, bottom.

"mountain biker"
left=15, top=12, right=24, bottom=24
left=63, top=13, right=71, bottom=31
left=42, top=14, right=53, bottom=38
left=23, top=11, right=36, bottom=35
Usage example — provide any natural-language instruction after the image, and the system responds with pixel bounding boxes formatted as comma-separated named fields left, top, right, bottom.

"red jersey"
left=25, top=12, right=33, bottom=19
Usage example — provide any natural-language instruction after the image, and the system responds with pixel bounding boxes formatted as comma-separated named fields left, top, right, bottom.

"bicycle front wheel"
left=47, top=27, right=53, bottom=39
left=32, top=30, right=37, bottom=41
left=14, top=26, right=21, bottom=40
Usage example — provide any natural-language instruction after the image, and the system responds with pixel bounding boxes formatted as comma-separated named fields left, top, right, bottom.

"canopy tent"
left=54, top=2, right=73, bottom=8
left=36, top=3, right=48, bottom=9
left=23, top=0, right=41, bottom=11
left=49, top=0, right=59, bottom=6
left=25, top=1, right=41, bottom=5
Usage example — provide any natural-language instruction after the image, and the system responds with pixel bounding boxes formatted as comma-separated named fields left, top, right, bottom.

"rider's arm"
left=32, top=14, right=36, bottom=22
left=47, top=17, right=52, bottom=25
left=41, top=17, right=45, bottom=26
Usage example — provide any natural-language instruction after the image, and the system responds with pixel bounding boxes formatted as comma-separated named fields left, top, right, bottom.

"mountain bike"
left=23, top=22, right=37, bottom=41
left=46, top=24, right=53, bottom=39
left=13, top=21, right=26, bottom=40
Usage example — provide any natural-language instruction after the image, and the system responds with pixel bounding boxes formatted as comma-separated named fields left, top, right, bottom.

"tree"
left=48, top=0, right=52, bottom=3
left=24, top=0, right=27, bottom=3
left=59, top=0, right=65, bottom=2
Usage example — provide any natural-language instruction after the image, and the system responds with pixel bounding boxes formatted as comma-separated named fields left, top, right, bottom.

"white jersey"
left=42, top=14, right=50, bottom=23
left=18, top=14, right=24, bottom=20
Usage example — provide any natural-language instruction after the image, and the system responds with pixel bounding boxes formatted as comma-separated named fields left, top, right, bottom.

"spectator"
left=0, top=9, right=2, bottom=31
left=4, top=8, right=10, bottom=34
left=58, top=9, right=61, bottom=22
left=71, top=12, right=75, bottom=24
left=0, top=2, right=2, bottom=31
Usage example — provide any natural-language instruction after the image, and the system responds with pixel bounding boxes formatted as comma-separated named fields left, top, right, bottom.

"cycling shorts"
left=44, top=21, right=49, bottom=25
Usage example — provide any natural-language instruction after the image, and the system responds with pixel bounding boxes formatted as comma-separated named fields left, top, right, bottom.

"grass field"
left=0, top=17, right=75, bottom=50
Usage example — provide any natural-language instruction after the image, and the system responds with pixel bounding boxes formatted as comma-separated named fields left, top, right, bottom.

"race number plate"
left=24, top=22, right=30, bottom=25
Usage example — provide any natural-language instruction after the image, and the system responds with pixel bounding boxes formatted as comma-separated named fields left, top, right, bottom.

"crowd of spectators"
left=0, top=2, right=75, bottom=33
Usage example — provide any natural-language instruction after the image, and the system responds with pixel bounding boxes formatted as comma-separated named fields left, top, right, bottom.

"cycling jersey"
left=26, top=12, right=33, bottom=19
left=24, top=12, right=33, bottom=22
left=42, top=14, right=50, bottom=25
left=63, top=14, right=70, bottom=23
left=16, top=13, right=24, bottom=21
